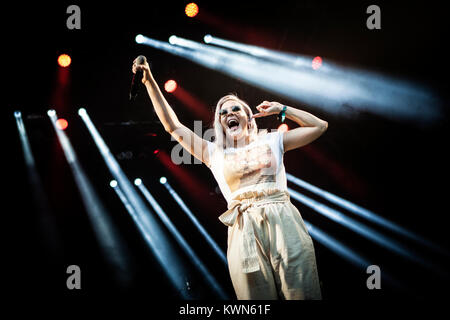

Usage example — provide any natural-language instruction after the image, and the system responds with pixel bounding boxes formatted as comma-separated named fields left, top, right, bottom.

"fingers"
left=132, top=64, right=147, bottom=74
left=252, top=111, right=273, bottom=118
left=253, top=106, right=279, bottom=118
left=132, top=57, right=150, bottom=74
left=251, top=113, right=265, bottom=118
left=256, top=101, right=272, bottom=111
left=256, top=101, right=267, bottom=108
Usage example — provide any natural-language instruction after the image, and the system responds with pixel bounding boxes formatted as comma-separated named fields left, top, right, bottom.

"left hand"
left=252, top=101, right=284, bottom=118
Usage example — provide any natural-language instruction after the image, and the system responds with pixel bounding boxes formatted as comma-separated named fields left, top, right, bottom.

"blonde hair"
left=213, top=94, right=261, bottom=150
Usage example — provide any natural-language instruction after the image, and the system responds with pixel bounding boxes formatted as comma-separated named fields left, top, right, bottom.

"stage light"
left=136, top=179, right=228, bottom=299
left=15, top=111, right=34, bottom=166
left=164, top=80, right=177, bottom=93
left=55, top=118, right=68, bottom=130
left=153, top=149, right=159, bottom=155
left=204, top=34, right=212, bottom=43
left=168, top=35, right=178, bottom=45
left=312, top=56, right=322, bottom=70
left=159, top=176, right=167, bottom=184
left=291, top=185, right=449, bottom=280
left=79, top=109, right=192, bottom=298
left=165, top=83, right=212, bottom=123
left=277, top=123, right=289, bottom=132
left=110, top=180, right=118, bottom=188
left=185, top=3, right=199, bottom=17
left=58, top=54, right=71, bottom=68
left=286, top=173, right=447, bottom=255
left=304, top=220, right=369, bottom=268
left=47, top=109, right=56, bottom=117
left=287, top=187, right=445, bottom=273
left=145, top=34, right=440, bottom=123
left=48, top=109, right=132, bottom=285
left=134, top=178, right=142, bottom=186
left=78, top=108, right=86, bottom=116
left=15, top=110, right=63, bottom=258
left=160, top=178, right=227, bottom=265
left=303, top=220, right=404, bottom=291
left=135, top=34, right=145, bottom=44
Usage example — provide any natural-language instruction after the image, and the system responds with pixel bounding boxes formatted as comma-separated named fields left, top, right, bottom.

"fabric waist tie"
left=218, top=190, right=290, bottom=273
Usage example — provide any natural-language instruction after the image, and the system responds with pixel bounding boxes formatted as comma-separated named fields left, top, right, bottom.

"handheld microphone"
left=129, top=55, right=147, bottom=101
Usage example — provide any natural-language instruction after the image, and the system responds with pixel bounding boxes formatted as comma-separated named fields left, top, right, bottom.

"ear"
left=249, top=118, right=255, bottom=131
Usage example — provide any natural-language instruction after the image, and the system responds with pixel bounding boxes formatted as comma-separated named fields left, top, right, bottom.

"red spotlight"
left=164, top=80, right=177, bottom=93
left=277, top=123, right=289, bottom=133
left=153, top=149, right=160, bottom=155
left=185, top=3, right=199, bottom=17
left=56, top=118, right=68, bottom=130
left=312, top=56, right=322, bottom=70
left=58, top=54, right=71, bottom=68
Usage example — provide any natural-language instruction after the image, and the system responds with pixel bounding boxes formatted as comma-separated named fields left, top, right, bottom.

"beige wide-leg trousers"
left=219, top=189, right=322, bottom=300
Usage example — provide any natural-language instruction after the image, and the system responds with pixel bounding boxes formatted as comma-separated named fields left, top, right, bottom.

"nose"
left=226, top=113, right=240, bottom=121
left=225, top=109, right=236, bottom=116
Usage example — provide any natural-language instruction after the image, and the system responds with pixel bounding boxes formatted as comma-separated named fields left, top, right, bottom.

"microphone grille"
left=136, top=55, right=147, bottom=65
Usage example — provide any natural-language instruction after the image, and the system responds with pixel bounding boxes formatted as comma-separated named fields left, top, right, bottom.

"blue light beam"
left=304, top=220, right=404, bottom=292
left=202, top=34, right=442, bottom=124
left=14, top=111, right=62, bottom=257
left=136, top=34, right=441, bottom=124
left=159, top=177, right=227, bottom=265
left=135, top=178, right=229, bottom=299
left=110, top=181, right=191, bottom=298
left=288, top=187, right=448, bottom=279
left=287, top=173, right=448, bottom=256
left=48, top=110, right=132, bottom=287
left=78, top=108, right=191, bottom=298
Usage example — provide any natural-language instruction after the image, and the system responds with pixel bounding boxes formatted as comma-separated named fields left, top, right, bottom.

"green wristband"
left=277, top=105, right=287, bottom=122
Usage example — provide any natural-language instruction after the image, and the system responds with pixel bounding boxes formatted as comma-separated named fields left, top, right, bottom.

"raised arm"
left=253, top=101, right=328, bottom=152
left=132, top=58, right=210, bottom=166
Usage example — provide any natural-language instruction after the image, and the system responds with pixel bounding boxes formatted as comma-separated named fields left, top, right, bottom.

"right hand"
left=132, top=58, right=151, bottom=84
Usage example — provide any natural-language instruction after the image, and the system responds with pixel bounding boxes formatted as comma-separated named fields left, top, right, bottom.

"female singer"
left=132, top=57, right=327, bottom=300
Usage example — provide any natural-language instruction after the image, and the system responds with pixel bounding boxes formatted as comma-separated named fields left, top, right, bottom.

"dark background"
left=3, top=0, right=450, bottom=305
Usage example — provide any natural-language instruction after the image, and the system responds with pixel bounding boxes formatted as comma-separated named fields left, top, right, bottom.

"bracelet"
left=277, top=105, right=287, bottom=122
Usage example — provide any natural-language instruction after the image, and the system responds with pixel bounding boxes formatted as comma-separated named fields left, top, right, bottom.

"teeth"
left=228, top=119, right=239, bottom=127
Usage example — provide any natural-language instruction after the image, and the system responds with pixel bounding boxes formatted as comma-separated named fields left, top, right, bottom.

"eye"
left=232, top=105, right=241, bottom=112
left=219, top=109, right=228, bottom=116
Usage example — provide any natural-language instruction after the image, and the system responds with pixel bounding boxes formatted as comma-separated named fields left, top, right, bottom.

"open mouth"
left=227, top=118, right=240, bottom=131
